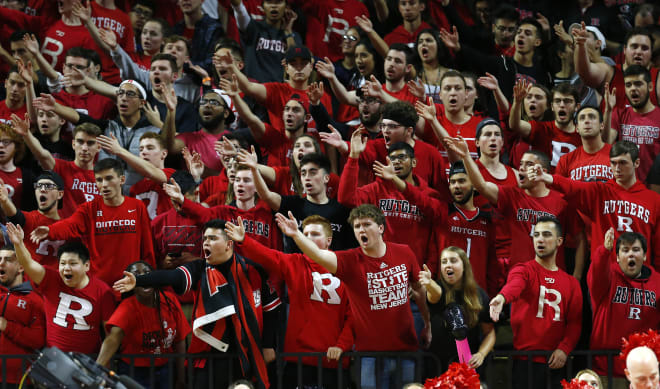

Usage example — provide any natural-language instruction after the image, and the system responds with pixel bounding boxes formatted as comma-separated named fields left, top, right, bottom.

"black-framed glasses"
left=388, top=153, right=410, bottom=162
left=34, top=182, right=58, bottom=191
left=343, top=35, right=358, bottom=42
left=199, top=98, right=224, bottom=107
left=116, top=89, right=140, bottom=98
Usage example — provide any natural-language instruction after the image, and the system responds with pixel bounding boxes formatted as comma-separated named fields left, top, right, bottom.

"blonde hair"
left=438, top=246, right=483, bottom=328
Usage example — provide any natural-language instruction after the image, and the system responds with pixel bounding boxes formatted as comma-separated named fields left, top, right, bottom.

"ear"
left=634, top=157, right=641, bottom=169
left=419, top=1, right=425, bottom=11
left=237, top=60, right=245, bottom=71
left=405, top=63, right=413, bottom=74
left=84, top=261, right=90, bottom=272
left=57, top=190, right=64, bottom=200
left=323, top=173, right=330, bottom=184
left=411, top=157, right=417, bottom=168
left=534, top=37, right=542, bottom=47
left=161, top=148, right=168, bottom=160
left=120, top=174, right=126, bottom=186
left=171, top=71, right=179, bottom=81
left=557, top=236, right=564, bottom=247
left=378, top=223, right=385, bottom=235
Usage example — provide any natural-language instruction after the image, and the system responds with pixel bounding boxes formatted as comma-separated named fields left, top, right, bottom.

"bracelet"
left=285, top=33, right=294, bottom=39
left=202, top=77, right=211, bottom=84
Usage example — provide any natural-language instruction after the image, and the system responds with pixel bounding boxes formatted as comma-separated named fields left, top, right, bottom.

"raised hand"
left=16, top=58, right=33, bottom=84
left=361, top=75, right=383, bottom=98
left=512, top=79, right=531, bottom=102
left=225, top=216, right=246, bottom=242
left=5, top=222, right=24, bottom=246
left=373, top=158, right=396, bottom=181
left=96, top=134, right=123, bottom=155
left=489, top=294, right=505, bottom=322
left=22, top=33, right=40, bottom=55
left=30, top=226, right=50, bottom=244
left=349, top=127, right=368, bottom=157
left=9, top=113, right=30, bottom=137
left=553, top=20, right=572, bottom=46
left=415, top=96, right=437, bottom=122
left=237, top=145, right=258, bottom=169
left=113, top=271, right=137, bottom=293
left=275, top=211, right=299, bottom=238
left=219, top=74, right=240, bottom=96
left=214, top=136, right=238, bottom=160
left=306, top=82, right=324, bottom=105
left=98, top=29, right=118, bottom=51
left=438, top=26, right=460, bottom=51
left=162, top=83, right=178, bottom=112
left=182, top=147, right=204, bottom=180
left=142, top=102, right=163, bottom=128
left=477, top=72, right=499, bottom=91
left=284, top=8, right=297, bottom=31
left=72, top=0, right=92, bottom=25
left=354, top=15, right=373, bottom=33
left=603, top=82, right=616, bottom=112
left=319, top=125, right=345, bottom=148
left=314, top=58, right=336, bottom=79
left=407, top=79, right=426, bottom=100
left=185, top=60, right=209, bottom=79
left=0, top=178, right=8, bottom=203
left=603, top=227, right=615, bottom=251
left=571, top=21, right=589, bottom=46
left=418, top=264, right=433, bottom=286
left=444, top=136, right=470, bottom=159
left=535, top=12, right=550, bottom=33
left=33, top=93, right=56, bottom=112
left=162, top=177, right=184, bottom=205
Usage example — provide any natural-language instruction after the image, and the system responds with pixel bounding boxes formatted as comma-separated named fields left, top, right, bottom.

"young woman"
left=419, top=246, right=495, bottom=377
left=508, top=83, right=552, bottom=168
left=415, top=29, right=452, bottom=103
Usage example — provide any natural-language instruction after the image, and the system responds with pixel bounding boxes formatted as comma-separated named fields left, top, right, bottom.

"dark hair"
left=57, top=241, right=90, bottom=263
left=439, top=69, right=467, bottom=88
left=135, top=0, right=156, bottom=9
left=575, top=105, right=603, bottom=123
left=163, top=35, right=191, bottom=55
left=388, top=142, right=415, bottom=159
left=352, top=39, right=384, bottom=84
left=87, top=49, right=102, bottom=71
left=610, top=140, right=640, bottom=162
left=171, top=170, right=197, bottom=195
left=9, top=30, right=36, bottom=44
left=522, top=149, right=551, bottom=171
left=73, top=122, right=103, bottom=137
left=624, top=27, right=654, bottom=48
left=616, top=232, right=647, bottom=254
left=300, top=152, right=331, bottom=175
left=151, top=53, right=179, bottom=73
left=552, top=83, right=579, bottom=104
left=491, top=3, right=519, bottom=24
left=535, top=215, right=563, bottom=238
left=0, top=245, right=15, bottom=253
left=144, top=17, right=171, bottom=37
left=289, top=134, right=323, bottom=196
left=388, top=43, right=415, bottom=66
left=633, top=4, right=660, bottom=26
left=94, top=158, right=125, bottom=176
left=348, top=204, right=386, bottom=228
left=381, top=101, right=418, bottom=129
left=65, top=46, right=93, bottom=67
left=214, top=38, right=244, bottom=62
left=623, top=64, right=652, bottom=82
left=519, top=17, right=543, bottom=41
left=523, top=83, right=553, bottom=121
left=203, top=219, right=228, bottom=236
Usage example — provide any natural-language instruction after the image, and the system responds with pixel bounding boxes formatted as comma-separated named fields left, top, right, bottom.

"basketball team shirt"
left=334, top=243, right=420, bottom=352
left=53, top=159, right=101, bottom=218
left=0, top=167, right=23, bottom=209
left=53, top=90, right=116, bottom=120
left=90, top=1, right=136, bottom=84
left=611, top=106, right=660, bottom=183
left=526, top=121, right=582, bottom=168
left=36, top=268, right=115, bottom=354
left=41, top=20, right=96, bottom=72
left=0, top=101, right=27, bottom=124
left=129, top=168, right=175, bottom=220
left=20, top=211, right=62, bottom=271
left=263, top=83, right=333, bottom=131
left=555, top=144, right=613, bottom=182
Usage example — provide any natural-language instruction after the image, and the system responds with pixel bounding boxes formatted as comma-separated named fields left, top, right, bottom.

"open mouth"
left=236, top=189, right=245, bottom=197
left=39, top=195, right=47, bottom=203
left=359, top=235, right=368, bottom=244
left=449, top=97, right=458, bottom=106
left=445, top=269, right=454, bottom=278
left=203, top=248, right=211, bottom=258
left=357, top=64, right=366, bottom=74
left=633, top=55, right=644, bottom=64
left=119, top=103, right=129, bottom=111
left=285, top=118, right=294, bottom=127
left=63, top=274, right=73, bottom=280
left=421, top=47, right=429, bottom=57
left=628, top=259, right=637, bottom=268
left=556, top=109, right=567, bottom=120
left=516, top=39, right=525, bottom=47
left=384, top=135, right=391, bottom=146
left=0, top=270, right=6, bottom=277
left=153, top=76, right=161, bottom=86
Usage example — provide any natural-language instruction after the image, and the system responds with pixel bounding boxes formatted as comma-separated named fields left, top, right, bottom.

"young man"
left=276, top=204, right=431, bottom=389
left=556, top=105, right=613, bottom=182
left=489, top=216, right=582, bottom=389
left=0, top=244, right=46, bottom=387
left=509, top=82, right=583, bottom=169
left=173, top=0, right=224, bottom=70
left=113, top=219, right=280, bottom=388
left=0, top=171, right=64, bottom=270
left=30, top=158, right=155, bottom=287
left=589, top=228, right=660, bottom=379
left=8, top=223, right=115, bottom=354
left=531, top=140, right=660, bottom=271
left=226, top=215, right=353, bottom=387
left=608, top=65, right=660, bottom=183
left=0, top=66, right=28, bottom=123
left=384, top=0, right=431, bottom=46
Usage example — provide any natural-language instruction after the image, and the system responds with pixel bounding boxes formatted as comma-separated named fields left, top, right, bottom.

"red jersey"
left=527, top=121, right=582, bottom=168
left=47, top=196, right=155, bottom=286
left=611, top=106, right=660, bottom=182
left=556, top=144, right=613, bottom=182
left=0, top=100, right=27, bottom=124
left=53, top=159, right=100, bottom=218
left=106, top=291, right=191, bottom=366
left=422, top=104, right=482, bottom=169
left=609, top=64, right=659, bottom=109
left=199, top=171, right=229, bottom=203
left=21, top=211, right=62, bottom=271
left=41, top=20, right=96, bottom=71
left=263, top=83, right=333, bottom=131
left=129, top=168, right=175, bottom=220
left=338, top=157, right=435, bottom=267
left=382, top=83, right=419, bottom=105
left=36, top=268, right=115, bottom=354
left=0, top=167, right=23, bottom=209
left=588, top=245, right=660, bottom=377
left=272, top=165, right=339, bottom=199
left=176, top=130, right=227, bottom=172
left=53, top=90, right=116, bottom=120
left=151, top=208, right=204, bottom=261
left=90, top=1, right=136, bottom=84
left=384, top=22, right=433, bottom=46
left=0, top=282, right=45, bottom=384
left=335, top=243, right=420, bottom=351
left=496, top=185, right=571, bottom=271
left=551, top=175, right=660, bottom=271
left=239, top=237, right=353, bottom=368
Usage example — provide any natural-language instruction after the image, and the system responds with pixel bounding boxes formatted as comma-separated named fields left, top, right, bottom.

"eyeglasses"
left=34, top=182, right=58, bottom=190
left=379, top=123, right=404, bottom=131
left=343, top=35, right=358, bottom=42
left=199, top=98, right=224, bottom=107
left=132, top=7, right=153, bottom=18
left=116, top=89, right=140, bottom=98
left=388, top=153, right=410, bottom=162
left=0, top=139, right=13, bottom=146
left=495, top=25, right=517, bottom=33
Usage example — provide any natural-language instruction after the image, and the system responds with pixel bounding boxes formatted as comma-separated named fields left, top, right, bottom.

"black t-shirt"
left=278, top=195, right=357, bottom=253
left=648, top=153, right=660, bottom=186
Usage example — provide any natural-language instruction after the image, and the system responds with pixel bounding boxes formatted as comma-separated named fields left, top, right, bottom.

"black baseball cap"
left=285, top=45, right=312, bottom=62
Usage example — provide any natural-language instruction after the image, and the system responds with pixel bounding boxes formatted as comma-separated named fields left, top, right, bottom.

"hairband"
left=119, top=79, right=147, bottom=99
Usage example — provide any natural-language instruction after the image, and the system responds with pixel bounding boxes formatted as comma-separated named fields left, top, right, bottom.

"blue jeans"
left=360, top=356, right=415, bottom=389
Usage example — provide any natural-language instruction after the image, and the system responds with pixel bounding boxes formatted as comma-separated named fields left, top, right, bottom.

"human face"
left=610, top=153, right=639, bottom=184
left=533, top=221, right=562, bottom=259
left=131, top=4, right=154, bottom=31
left=141, top=21, right=163, bottom=55
left=10, top=40, right=31, bottom=64
left=624, top=74, right=652, bottom=109
left=551, top=92, right=577, bottom=125
left=163, top=41, right=189, bottom=69
left=518, top=153, right=542, bottom=189
left=342, top=28, right=360, bottom=55
left=59, top=252, right=89, bottom=288
left=72, top=131, right=100, bottom=165
left=303, top=223, right=331, bottom=250
left=214, top=48, right=240, bottom=80
left=352, top=217, right=384, bottom=251
left=576, top=108, right=602, bottom=139
left=514, top=23, right=541, bottom=54
left=474, top=0, right=490, bottom=25
left=492, top=19, right=516, bottom=47
left=139, top=138, right=167, bottom=166
left=627, top=360, right=659, bottom=389
left=524, top=86, right=548, bottom=120
left=388, top=149, right=414, bottom=179
left=178, top=0, right=202, bottom=14
left=449, top=172, right=473, bottom=205
left=292, top=135, right=317, bottom=168
left=233, top=169, right=256, bottom=203
left=380, top=119, right=410, bottom=148
left=476, top=124, right=503, bottom=157
left=37, top=109, right=64, bottom=138
left=464, top=77, right=477, bottom=110
left=285, top=57, right=313, bottom=83
left=63, top=56, right=92, bottom=87
left=149, top=59, right=175, bottom=93
left=198, top=92, right=227, bottom=129
left=417, top=32, right=438, bottom=64
left=617, top=239, right=646, bottom=279
left=300, top=162, right=329, bottom=197
left=358, top=97, right=382, bottom=127
left=94, top=168, right=125, bottom=202
left=0, top=249, right=21, bottom=288
left=34, top=178, right=62, bottom=212
left=130, top=262, right=154, bottom=300
left=202, top=228, right=233, bottom=265
left=283, top=100, right=306, bottom=132
left=116, top=84, right=144, bottom=117
left=384, top=50, right=409, bottom=82
left=577, top=372, right=600, bottom=389
left=4, top=72, right=26, bottom=106
left=440, top=250, right=464, bottom=286
left=355, top=44, right=375, bottom=77
left=440, top=76, right=467, bottom=113
left=624, top=35, right=652, bottom=67
left=398, top=0, right=424, bottom=22
left=0, top=135, right=16, bottom=164
left=57, top=0, right=73, bottom=14
left=263, top=0, right=286, bottom=24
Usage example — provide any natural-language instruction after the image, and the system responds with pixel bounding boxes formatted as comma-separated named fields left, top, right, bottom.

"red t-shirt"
left=0, top=167, right=23, bottom=209
left=611, top=106, right=660, bottom=183
left=106, top=291, right=191, bottom=366
left=422, top=104, right=482, bottom=170
left=0, top=101, right=27, bottom=124
left=53, top=159, right=100, bottom=218
left=177, top=130, right=227, bottom=172
left=199, top=171, right=229, bottom=203
left=41, top=20, right=96, bottom=72
left=263, top=83, right=333, bottom=131
left=90, top=2, right=136, bottom=84
left=53, top=90, right=116, bottom=120
left=527, top=121, right=583, bottom=169
left=22, top=211, right=62, bottom=271
left=384, top=22, right=433, bottom=46
left=500, top=260, right=582, bottom=362
left=129, top=168, right=175, bottom=220
left=36, top=268, right=115, bottom=354
left=335, top=243, right=420, bottom=352
left=382, top=83, right=419, bottom=105
left=555, top=144, right=613, bottom=182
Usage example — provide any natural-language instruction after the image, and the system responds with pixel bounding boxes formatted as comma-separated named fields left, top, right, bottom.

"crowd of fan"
left=0, top=0, right=660, bottom=388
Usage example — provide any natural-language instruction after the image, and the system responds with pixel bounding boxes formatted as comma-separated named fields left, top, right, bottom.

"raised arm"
left=445, top=136, right=499, bottom=203
left=573, top=22, right=613, bottom=90
left=11, top=113, right=55, bottom=170
left=508, top=79, right=532, bottom=138
left=160, top=85, right=185, bottom=154
left=220, top=74, right=265, bottom=140
left=354, top=15, right=389, bottom=58
left=276, top=211, right=338, bottom=273
left=478, top=73, right=510, bottom=113
left=73, top=0, right=113, bottom=54
left=97, top=134, right=167, bottom=183
left=33, top=93, right=81, bottom=124
left=238, top=147, right=282, bottom=210
left=419, top=264, right=442, bottom=304
left=315, top=58, right=358, bottom=106
left=602, top=82, right=617, bottom=144
left=78, top=69, right=118, bottom=99
left=0, top=178, right=17, bottom=218
left=216, top=51, right=267, bottom=103
left=7, top=223, right=45, bottom=285
left=15, top=59, right=37, bottom=126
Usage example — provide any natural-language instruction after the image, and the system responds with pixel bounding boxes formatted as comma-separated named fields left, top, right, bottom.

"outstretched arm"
left=276, top=211, right=338, bottom=273
left=97, top=134, right=167, bottom=183
left=220, top=74, right=265, bottom=140
left=238, top=147, right=282, bottom=210
left=508, top=79, right=532, bottom=138
left=7, top=223, right=45, bottom=285
left=11, top=113, right=55, bottom=170
left=315, top=58, right=358, bottom=106
left=96, top=326, right=124, bottom=367
left=445, top=137, right=500, bottom=203
left=573, top=22, right=612, bottom=90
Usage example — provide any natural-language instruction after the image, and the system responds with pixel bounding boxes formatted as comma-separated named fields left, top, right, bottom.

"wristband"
left=202, top=77, right=212, bottom=84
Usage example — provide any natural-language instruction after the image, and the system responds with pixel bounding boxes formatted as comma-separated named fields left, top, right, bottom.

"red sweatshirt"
left=551, top=175, right=660, bottom=271
left=500, top=260, right=582, bottom=362
left=588, top=245, right=660, bottom=377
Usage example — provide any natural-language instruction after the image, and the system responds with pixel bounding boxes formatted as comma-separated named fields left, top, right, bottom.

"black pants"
left=512, top=359, right=566, bottom=389
left=193, top=357, right=245, bottom=388
left=280, top=363, right=349, bottom=389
